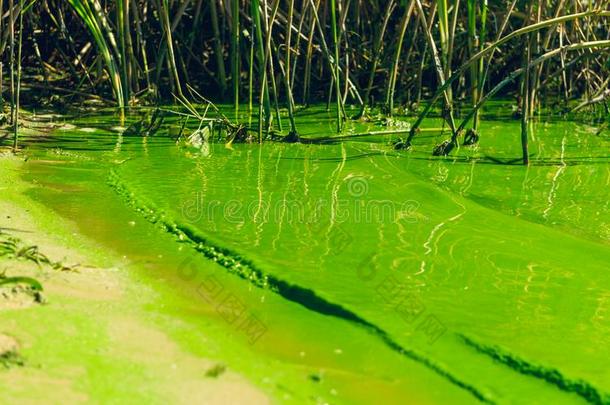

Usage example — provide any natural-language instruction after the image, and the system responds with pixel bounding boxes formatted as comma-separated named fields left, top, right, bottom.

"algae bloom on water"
left=1, top=1, right=610, bottom=403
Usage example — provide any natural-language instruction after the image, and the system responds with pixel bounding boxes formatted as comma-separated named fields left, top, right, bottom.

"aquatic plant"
left=0, top=274, right=43, bottom=292
left=0, top=231, right=76, bottom=271
left=0, top=348, right=25, bottom=369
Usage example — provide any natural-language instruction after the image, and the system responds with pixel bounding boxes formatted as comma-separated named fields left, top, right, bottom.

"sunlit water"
left=16, top=105, right=610, bottom=403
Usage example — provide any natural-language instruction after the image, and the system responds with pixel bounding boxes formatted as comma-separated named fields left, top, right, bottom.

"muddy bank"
left=0, top=155, right=269, bottom=404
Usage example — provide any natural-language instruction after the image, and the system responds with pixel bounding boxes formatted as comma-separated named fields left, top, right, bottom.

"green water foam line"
left=107, top=168, right=494, bottom=403
left=460, top=334, right=610, bottom=404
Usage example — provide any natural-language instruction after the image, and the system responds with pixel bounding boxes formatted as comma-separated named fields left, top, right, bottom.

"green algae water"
left=18, top=106, right=610, bottom=404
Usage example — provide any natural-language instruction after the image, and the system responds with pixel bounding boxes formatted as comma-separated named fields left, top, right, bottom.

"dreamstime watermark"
left=177, top=256, right=268, bottom=345
left=182, top=195, right=421, bottom=225
left=356, top=253, right=447, bottom=345
left=181, top=175, right=421, bottom=228
left=181, top=177, right=421, bottom=258
left=346, top=176, right=369, bottom=197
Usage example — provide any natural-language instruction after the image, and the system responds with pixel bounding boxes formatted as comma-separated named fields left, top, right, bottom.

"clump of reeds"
left=1, top=0, right=609, bottom=163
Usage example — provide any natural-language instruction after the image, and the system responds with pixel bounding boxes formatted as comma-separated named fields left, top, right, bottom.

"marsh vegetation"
left=0, top=0, right=609, bottom=162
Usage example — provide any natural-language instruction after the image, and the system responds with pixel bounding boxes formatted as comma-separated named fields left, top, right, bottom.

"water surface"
left=19, top=106, right=610, bottom=404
